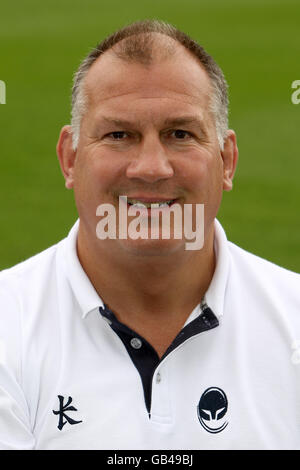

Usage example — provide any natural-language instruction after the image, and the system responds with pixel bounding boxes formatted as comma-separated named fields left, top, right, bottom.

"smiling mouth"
left=127, top=198, right=178, bottom=208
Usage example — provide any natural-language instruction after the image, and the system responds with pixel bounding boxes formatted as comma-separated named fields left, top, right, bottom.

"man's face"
left=60, top=46, right=237, bottom=256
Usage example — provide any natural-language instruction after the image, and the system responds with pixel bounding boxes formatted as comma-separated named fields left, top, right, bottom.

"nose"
left=126, top=135, right=174, bottom=183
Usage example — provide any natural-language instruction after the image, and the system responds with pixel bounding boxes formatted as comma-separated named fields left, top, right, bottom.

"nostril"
left=126, top=161, right=174, bottom=182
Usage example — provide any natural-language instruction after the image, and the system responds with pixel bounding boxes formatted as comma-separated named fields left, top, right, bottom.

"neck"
left=76, top=221, right=216, bottom=327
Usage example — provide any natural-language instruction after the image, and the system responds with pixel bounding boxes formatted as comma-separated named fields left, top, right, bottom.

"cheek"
left=73, top=150, right=126, bottom=204
left=176, top=150, right=223, bottom=194
left=72, top=154, right=100, bottom=209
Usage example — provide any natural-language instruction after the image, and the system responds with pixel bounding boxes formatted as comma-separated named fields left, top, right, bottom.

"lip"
left=123, top=196, right=179, bottom=203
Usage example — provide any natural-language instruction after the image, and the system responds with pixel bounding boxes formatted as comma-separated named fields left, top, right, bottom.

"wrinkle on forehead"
left=83, top=47, right=213, bottom=119
left=91, top=91, right=210, bottom=111
left=87, top=95, right=213, bottom=138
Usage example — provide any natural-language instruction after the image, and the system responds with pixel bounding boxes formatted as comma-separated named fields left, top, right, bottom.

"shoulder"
left=0, top=242, right=63, bottom=374
left=228, top=240, right=299, bottom=279
left=0, top=242, right=62, bottom=335
left=227, top=240, right=300, bottom=305
left=0, top=242, right=62, bottom=297
left=0, top=243, right=59, bottom=281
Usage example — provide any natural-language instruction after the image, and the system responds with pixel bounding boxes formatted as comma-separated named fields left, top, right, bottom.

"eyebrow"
left=101, top=115, right=207, bottom=135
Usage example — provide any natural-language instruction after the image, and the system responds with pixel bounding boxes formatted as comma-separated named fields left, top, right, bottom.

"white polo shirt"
left=0, top=219, right=300, bottom=450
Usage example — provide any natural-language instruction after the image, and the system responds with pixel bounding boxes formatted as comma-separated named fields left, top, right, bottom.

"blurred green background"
left=0, top=0, right=299, bottom=271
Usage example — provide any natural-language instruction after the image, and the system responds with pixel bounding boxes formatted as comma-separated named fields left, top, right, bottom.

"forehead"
left=84, top=44, right=213, bottom=119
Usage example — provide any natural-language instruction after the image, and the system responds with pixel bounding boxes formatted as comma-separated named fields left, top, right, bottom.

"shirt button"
left=130, top=337, right=142, bottom=349
left=202, top=315, right=211, bottom=326
left=156, top=372, right=161, bottom=384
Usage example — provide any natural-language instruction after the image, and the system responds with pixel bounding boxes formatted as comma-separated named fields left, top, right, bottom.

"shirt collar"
left=205, top=218, right=230, bottom=318
left=62, top=219, right=105, bottom=318
left=62, top=218, right=230, bottom=320
left=182, top=218, right=229, bottom=326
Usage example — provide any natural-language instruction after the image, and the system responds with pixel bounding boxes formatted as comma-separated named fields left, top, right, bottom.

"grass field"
left=0, top=0, right=299, bottom=271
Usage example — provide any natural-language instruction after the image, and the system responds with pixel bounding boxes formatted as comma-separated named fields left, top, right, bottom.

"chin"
left=117, top=237, right=187, bottom=257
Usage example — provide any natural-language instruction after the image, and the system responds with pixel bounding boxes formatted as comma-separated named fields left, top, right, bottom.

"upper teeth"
left=127, top=199, right=174, bottom=208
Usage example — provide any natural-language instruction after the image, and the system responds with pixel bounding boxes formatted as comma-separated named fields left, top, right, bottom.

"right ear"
left=56, top=125, right=76, bottom=189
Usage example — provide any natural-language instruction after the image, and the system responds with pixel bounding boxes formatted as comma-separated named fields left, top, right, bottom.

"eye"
left=106, top=131, right=128, bottom=140
left=170, top=129, right=193, bottom=140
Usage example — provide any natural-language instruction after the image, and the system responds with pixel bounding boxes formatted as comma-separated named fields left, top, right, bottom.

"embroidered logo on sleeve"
left=52, top=395, right=83, bottom=430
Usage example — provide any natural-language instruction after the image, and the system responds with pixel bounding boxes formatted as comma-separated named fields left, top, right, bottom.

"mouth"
left=127, top=198, right=178, bottom=209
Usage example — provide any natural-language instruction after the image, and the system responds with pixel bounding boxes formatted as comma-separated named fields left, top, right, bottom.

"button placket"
left=150, top=363, right=172, bottom=424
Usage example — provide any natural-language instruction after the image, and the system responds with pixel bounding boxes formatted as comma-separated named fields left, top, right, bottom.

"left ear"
left=221, top=129, right=239, bottom=191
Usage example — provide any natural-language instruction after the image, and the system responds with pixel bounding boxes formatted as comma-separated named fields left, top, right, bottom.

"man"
left=0, top=20, right=299, bottom=450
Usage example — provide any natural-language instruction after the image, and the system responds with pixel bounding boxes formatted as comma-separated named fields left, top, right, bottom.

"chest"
left=31, top=322, right=300, bottom=450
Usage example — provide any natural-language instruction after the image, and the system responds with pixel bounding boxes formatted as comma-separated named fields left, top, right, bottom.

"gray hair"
left=70, top=20, right=229, bottom=151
